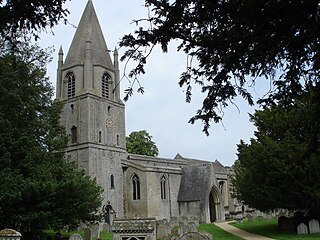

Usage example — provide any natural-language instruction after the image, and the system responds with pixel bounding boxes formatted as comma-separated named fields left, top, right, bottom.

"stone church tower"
left=56, top=0, right=239, bottom=225
left=56, top=0, right=126, bottom=218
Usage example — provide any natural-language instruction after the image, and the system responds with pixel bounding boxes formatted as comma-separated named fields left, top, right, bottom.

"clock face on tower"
left=106, top=117, right=113, bottom=128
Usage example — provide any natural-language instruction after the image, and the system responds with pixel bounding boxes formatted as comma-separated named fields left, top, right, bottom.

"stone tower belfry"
left=56, top=0, right=126, bottom=218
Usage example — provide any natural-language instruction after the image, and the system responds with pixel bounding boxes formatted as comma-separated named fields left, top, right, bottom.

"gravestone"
left=84, top=228, right=92, bottom=240
left=309, top=219, right=320, bottom=234
left=69, top=233, right=83, bottom=240
left=297, top=223, right=308, bottom=235
left=187, top=222, right=197, bottom=233
left=90, top=225, right=100, bottom=239
left=179, top=216, right=188, bottom=226
left=278, top=216, right=294, bottom=232
left=246, top=214, right=254, bottom=222
left=170, top=217, right=179, bottom=228
left=178, top=223, right=189, bottom=236
left=0, top=229, right=22, bottom=240
left=190, top=216, right=199, bottom=228
left=179, top=232, right=207, bottom=240
left=157, top=221, right=171, bottom=239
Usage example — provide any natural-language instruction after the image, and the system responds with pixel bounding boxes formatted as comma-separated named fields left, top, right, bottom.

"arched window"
left=67, top=72, right=75, bottom=98
left=102, top=73, right=110, bottom=98
left=110, top=175, right=115, bottom=189
left=71, top=125, right=77, bottom=143
left=132, top=174, right=140, bottom=200
left=160, top=175, right=167, bottom=199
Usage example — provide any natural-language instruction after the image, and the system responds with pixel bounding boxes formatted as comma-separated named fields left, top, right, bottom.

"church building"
left=56, top=0, right=239, bottom=224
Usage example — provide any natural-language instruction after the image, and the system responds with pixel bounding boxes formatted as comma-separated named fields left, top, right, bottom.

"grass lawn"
left=199, top=224, right=244, bottom=240
left=232, top=219, right=320, bottom=240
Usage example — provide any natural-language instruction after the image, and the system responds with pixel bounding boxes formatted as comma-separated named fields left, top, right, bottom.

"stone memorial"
left=309, top=219, right=320, bottom=234
left=179, top=232, right=207, bottom=240
left=297, top=223, right=308, bottom=235
left=84, top=228, right=92, bottom=240
left=69, top=234, right=83, bottom=240
left=278, top=216, right=294, bottom=232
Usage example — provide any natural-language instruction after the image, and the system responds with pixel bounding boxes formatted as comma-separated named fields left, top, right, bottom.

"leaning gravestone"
left=69, top=233, right=83, bottom=240
left=0, top=229, right=22, bottom=240
left=309, top=219, right=320, bottom=234
left=297, top=223, right=308, bottom=235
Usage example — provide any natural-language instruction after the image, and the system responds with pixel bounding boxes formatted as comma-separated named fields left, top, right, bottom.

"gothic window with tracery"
left=132, top=174, right=140, bottom=200
left=102, top=73, right=110, bottom=98
left=67, top=72, right=75, bottom=98
left=160, top=175, right=167, bottom=199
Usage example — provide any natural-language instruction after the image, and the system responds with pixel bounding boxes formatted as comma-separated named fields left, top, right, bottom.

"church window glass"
left=102, top=73, right=110, bottom=98
left=67, top=72, right=75, bottom=98
left=160, top=175, right=167, bottom=199
left=71, top=125, right=77, bottom=143
left=132, top=174, right=140, bottom=200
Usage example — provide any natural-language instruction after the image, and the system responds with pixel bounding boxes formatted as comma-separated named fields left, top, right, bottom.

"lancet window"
left=132, top=174, right=140, bottom=200
left=67, top=72, right=75, bottom=98
left=102, top=73, right=110, bottom=98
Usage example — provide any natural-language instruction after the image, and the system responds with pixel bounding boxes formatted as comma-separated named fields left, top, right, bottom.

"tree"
left=232, top=83, right=320, bottom=218
left=126, top=130, right=159, bottom=157
left=0, top=40, right=102, bottom=239
left=0, top=0, right=69, bottom=38
left=120, top=0, right=320, bottom=134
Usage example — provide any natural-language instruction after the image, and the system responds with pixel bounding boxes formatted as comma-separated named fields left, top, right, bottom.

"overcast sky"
left=39, top=0, right=264, bottom=167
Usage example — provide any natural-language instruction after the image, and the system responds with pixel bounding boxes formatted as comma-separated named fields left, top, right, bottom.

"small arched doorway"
left=209, top=187, right=221, bottom=222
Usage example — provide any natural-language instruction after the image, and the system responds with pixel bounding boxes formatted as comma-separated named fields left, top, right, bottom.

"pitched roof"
left=64, top=0, right=113, bottom=68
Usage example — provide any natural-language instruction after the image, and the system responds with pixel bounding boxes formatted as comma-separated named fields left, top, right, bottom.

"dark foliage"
left=232, top=83, right=320, bottom=217
left=0, top=0, right=69, bottom=38
left=120, top=0, right=320, bottom=134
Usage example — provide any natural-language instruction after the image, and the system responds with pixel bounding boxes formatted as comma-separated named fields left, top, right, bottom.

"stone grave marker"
left=179, top=232, right=207, bottom=240
left=157, top=221, right=171, bottom=239
left=69, top=233, right=83, bottom=240
left=309, top=219, right=320, bottom=234
left=297, top=223, right=308, bottom=235
left=84, top=228, right=92, bottom=240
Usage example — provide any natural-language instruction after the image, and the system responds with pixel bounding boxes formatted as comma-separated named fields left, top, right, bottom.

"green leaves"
left=126, top=130, right=159, bottom=157
left=0, top=0, right=69, bottom=39
left=0, top=41, right=102, bottom=235
left=120, top=0, right=320, bottom=134
left=233, top=85, right=320, bottom=217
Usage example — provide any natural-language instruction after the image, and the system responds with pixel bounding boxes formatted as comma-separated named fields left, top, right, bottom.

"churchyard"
left=2, top=217, right=320, bottom=240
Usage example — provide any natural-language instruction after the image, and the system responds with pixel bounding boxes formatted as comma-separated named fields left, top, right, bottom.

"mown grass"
left=232, top=219, right=320, bottom=240
left=199, top=224, right=244, bottom=240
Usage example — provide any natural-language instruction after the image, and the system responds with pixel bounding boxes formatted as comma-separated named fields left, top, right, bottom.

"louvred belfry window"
left=67, top=72, right=75, bottom=98
left=102, top=73, right=110, bottom=98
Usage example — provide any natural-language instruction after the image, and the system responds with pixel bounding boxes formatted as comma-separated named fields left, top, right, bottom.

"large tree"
left=120, top=0, right=320, bottom=134
left=0, top=40, right=102, bottom=239
left=0, top=0, right=69, bottom=38
left=232, top=83, right=320, bottom=217
left=126, top=130, right=159, bottom=157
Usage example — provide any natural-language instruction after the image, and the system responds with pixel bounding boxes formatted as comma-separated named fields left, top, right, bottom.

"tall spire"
left=64, top=0, right=113, bottom=68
